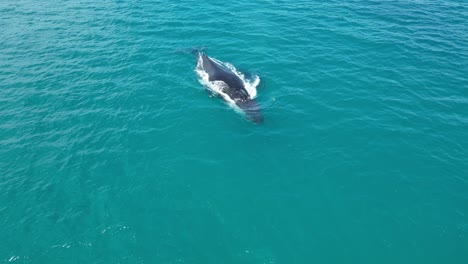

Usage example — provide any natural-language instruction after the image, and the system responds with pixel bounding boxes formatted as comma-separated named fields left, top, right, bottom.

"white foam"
left=223, top=62, right=259, bottom=99
left=195, top=55, right=260, bottom=111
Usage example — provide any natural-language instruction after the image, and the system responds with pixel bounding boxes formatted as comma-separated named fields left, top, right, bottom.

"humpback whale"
left=195, top=52, right=263, bottom=123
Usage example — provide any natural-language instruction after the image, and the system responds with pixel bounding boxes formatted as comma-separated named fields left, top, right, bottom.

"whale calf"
left=195, top=52, right=263, bottom=123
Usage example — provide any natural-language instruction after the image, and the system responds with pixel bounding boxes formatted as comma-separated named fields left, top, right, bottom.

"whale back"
left=197, top=52, right=263, bottom=123
left=200, top=53, right=250, bottom=101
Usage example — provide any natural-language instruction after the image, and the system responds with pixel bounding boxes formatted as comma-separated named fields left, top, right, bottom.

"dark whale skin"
left=198, top=53, right=263, bottom=124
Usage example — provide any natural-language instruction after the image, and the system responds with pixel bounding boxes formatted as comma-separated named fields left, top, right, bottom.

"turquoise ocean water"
left=1, top=0, right=467, bottom=263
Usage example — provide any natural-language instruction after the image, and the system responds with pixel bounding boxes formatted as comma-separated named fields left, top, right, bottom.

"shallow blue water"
left=1, top=0, right=467, bottom=263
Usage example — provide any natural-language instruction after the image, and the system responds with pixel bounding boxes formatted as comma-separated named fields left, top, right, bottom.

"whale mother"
left=196, top=52, right=263, bottom=123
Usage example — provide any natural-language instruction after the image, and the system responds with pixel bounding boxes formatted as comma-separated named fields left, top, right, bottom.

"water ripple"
left=1, top=0, right=467, bottom=262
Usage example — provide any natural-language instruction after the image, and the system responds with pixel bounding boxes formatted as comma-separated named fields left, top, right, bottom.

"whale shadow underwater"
left=194, top=51, right=263, bottom=124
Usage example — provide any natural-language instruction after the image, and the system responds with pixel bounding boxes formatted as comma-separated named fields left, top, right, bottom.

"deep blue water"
left=1, top=0, right=467, bottom=263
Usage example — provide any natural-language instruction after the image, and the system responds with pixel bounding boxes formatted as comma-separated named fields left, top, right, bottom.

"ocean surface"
left=1, top=0, right=467, bottom=263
